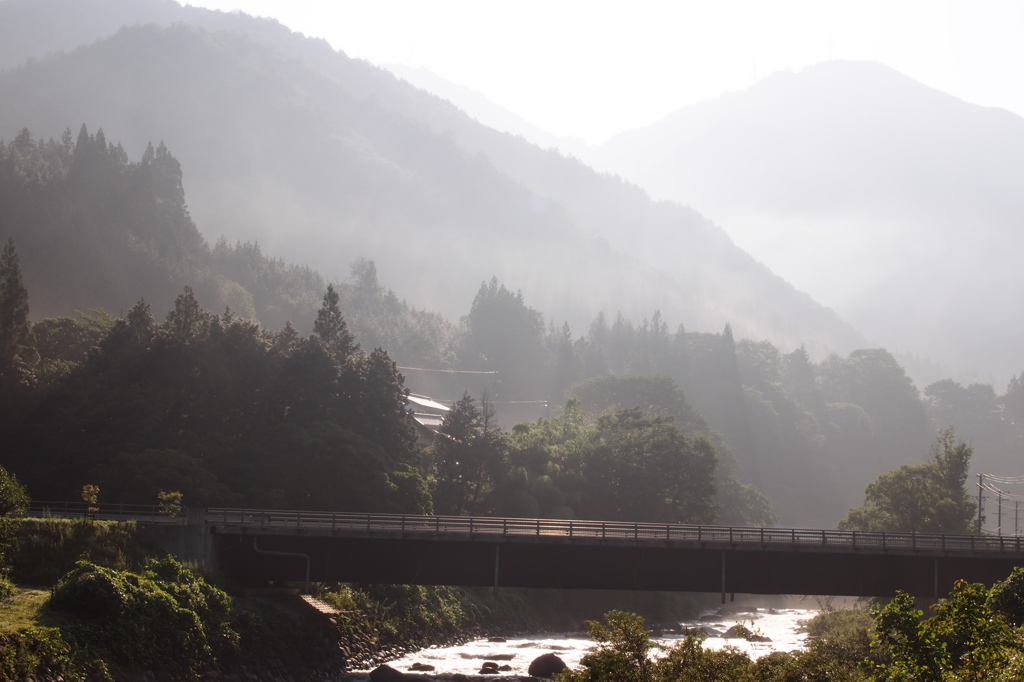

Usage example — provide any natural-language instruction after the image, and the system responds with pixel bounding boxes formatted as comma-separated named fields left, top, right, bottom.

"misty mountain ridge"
left=303, top=55, right=1008, bottom=389
left=592, top=60, right=1024, bottom=385
left=384, top=64, right=592, bottom=160
left=0, top=0, right=861, bottom=361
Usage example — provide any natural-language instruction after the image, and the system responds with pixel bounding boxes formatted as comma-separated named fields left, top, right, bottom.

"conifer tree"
left=0, top=238, right=38, bottom=388
left=430, top=391, right=511, bottom=516
left=162, top=286, right=210, bottom=344
left=313, top=284, right=356, bottom=360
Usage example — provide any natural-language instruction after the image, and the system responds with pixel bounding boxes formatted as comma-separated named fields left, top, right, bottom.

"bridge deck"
left=29, top=503, right=1024, bottom=558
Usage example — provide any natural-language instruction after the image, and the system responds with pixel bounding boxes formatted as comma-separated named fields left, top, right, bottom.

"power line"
left=397, top=366, right=499, bottom=375
left=981, top=482, right=1024, bottom=502
left=984, top=474, right=1024, bottom=484
left=978, top=473, right=1024, bottom=536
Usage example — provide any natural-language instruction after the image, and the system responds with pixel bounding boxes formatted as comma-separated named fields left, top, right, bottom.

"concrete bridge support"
left=139, top=507, right=216, bottom=568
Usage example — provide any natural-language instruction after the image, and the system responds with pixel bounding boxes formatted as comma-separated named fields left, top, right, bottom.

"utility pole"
left=977, top=473, right=984, bottom=534
left=1016, top=500, right=1019, bottom=536
left=998, top=491, right=1003, bottom=536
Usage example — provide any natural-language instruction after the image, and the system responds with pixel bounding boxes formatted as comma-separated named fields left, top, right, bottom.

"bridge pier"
left=139, top=507, right=217, bottom=568
left=493, top=545, right=500, bottom=595
left=720, top=551, right=735, bottom=604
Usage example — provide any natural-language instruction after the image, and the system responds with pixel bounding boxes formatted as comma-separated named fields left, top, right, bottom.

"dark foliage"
left=48, top=558, right=236, bottom=675
left=4, top=284, right=427, bottom=513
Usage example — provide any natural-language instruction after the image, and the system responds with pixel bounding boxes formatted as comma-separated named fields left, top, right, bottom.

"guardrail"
left=25, top=502, right=1024, bottom=554
left=206, top=508, right=1024, bottom=555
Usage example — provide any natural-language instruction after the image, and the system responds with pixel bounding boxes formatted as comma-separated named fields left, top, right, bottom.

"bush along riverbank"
left=0, top=561, right=529, bottom=680
left=313, top=584, right=539, bottom=672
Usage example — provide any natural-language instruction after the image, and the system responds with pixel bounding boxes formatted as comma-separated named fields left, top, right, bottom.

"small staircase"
left=300, top=594, right=342, bottom=619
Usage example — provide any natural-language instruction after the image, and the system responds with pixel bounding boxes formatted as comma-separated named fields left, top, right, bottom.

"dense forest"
left=3, top=127, right=1024, bottom=528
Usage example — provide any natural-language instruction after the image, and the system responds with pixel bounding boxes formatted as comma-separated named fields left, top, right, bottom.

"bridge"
left=29, top=503, right=1024, bottom=599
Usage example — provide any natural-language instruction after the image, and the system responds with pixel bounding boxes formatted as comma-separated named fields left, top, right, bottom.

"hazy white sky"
left=182, top=0, right=1024, bottom=144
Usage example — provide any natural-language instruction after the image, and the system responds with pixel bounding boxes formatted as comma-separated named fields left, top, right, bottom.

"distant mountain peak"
left=594, top=57, right=1024, bottom=385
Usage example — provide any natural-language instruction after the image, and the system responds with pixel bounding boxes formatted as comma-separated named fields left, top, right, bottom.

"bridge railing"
left=204, top=508, right=1024, bottom=554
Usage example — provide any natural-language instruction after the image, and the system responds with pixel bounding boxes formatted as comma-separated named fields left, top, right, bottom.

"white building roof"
left=407, top=394, right=450, bottom=412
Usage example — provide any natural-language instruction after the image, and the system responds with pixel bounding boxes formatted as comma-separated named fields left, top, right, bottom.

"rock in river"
left=528, top=653, right=567, bottom=678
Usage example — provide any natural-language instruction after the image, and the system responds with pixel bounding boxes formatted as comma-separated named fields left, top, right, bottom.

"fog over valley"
left=2, top=0, right=1023, bottom=533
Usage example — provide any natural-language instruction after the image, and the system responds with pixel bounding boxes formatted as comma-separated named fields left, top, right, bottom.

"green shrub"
left=0, top=627, right=79, bottom=681
left=47, top=561, right=220, bottom=674
left=358, top=583, right=469, bottom=635
left=558, top=610, right=656, bottom=682
left=0, top=574, right=15, bottom=601
left=142, top=557, right=239, bottom=658
left=988, top=566, right=1024, bottom=627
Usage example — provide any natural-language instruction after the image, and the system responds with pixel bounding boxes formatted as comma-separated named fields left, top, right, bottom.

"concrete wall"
left=138, top=507, right=216, bottom=568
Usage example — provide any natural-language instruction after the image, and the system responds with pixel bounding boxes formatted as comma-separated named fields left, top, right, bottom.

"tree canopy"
left=840, top=428, right=975, bottom=534
left=4, top=285, right=428, bottom=513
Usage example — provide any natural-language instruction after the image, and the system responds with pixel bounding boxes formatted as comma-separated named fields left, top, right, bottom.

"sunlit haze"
left=181, top=0, right=1024, bottom=144
left=5, top=0, right=1024, bottom=577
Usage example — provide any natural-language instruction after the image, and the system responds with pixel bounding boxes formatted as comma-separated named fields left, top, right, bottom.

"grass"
left=0, top=587, right=70, bottom=633
left=7, top=517, right=160, bottom=585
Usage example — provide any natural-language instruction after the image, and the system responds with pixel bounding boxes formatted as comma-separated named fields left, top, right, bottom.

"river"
left=352, top=604, right=821, bottom=678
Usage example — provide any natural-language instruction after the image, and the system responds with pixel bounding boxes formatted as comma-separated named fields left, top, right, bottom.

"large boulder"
left=369, top=664, right=408, bottom=682
left=529, top=653, right=568, bottom=678
left=723, top=624, right=772, bottom=642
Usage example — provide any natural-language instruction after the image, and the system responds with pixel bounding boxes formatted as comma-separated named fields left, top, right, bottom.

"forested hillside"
left=0, top=127, right=458, bottom=368
left=0, top=0, right=861, bottom=359
left=2, top=128, right=1023, bottom=527
left=0, top=157, right=765, bottom=525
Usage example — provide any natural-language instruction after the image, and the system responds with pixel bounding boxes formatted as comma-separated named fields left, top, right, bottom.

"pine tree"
left=313, top=284, right=356, bottom=360
left=162, top=286, right=210, bottom=344
left=0, top=238, right=38, bottom=388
